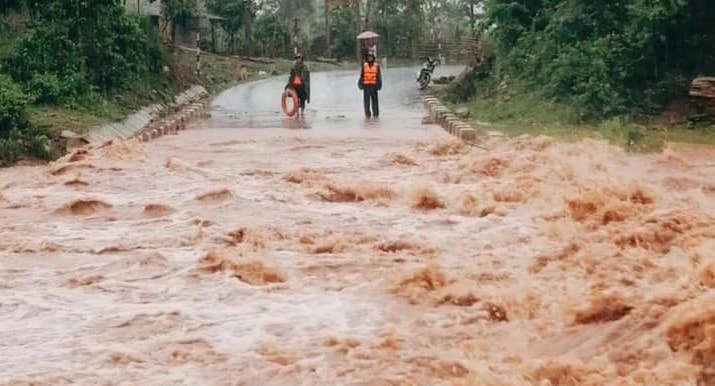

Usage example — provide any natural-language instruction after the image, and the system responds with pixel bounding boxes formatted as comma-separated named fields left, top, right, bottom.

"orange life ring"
left=281, top=87, right=299, bottom=117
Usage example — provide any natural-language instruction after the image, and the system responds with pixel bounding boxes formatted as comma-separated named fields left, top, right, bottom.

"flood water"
left=1, top=66, right=714, bottom=385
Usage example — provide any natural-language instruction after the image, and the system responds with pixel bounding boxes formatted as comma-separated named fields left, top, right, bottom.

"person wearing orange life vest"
left=286, top=53, right=311, bottom=116
left=358, top=52, right=382, bottom=118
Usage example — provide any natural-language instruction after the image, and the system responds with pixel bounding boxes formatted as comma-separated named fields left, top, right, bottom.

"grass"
left=435, top=83, right=715, bottom=153
left=28, top=105, right=124, bottom=134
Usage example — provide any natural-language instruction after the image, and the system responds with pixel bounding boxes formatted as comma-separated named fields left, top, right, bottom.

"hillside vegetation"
left=0, top=1, right=350, bottom=166
left=0, top=0, right=484, bottom=166
left=0, top=3, right=212, bottom=165
left=443, top=0, right=715, bottom=150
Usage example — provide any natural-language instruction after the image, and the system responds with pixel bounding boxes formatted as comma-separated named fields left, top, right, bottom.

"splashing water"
left=1, top=71, right=715, bottom=384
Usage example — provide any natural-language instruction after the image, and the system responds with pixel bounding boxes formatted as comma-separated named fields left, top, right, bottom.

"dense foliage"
left=0, top=74, right=51, bottom=164
left=207, top=0, right=245, bottom=53
left=366, top=0, right=424, bottom=58
left=203, top=0, right=478, bottom=60
left=327, top=5, right=358, bottom=59
left=252, top=9, right=291, bottom=57
left=0, top=0, right=164, bottom=163
left=482, top=0, right=715, bottom=119
left=5, top=0, right=162, bottom=101
left=163, top=0, right=199, bottom=27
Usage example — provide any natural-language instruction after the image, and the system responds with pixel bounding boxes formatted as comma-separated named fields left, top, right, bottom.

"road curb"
left=136, top=101, right=211, bottom=144
left=422, top=94, right=478, bottom=142
left=86, top=85, right=211, bottom=147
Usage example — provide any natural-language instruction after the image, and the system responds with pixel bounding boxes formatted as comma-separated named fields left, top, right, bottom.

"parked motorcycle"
left=416, top=56, right=440, bottom=90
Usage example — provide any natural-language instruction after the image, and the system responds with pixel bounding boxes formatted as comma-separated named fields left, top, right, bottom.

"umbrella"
left=356, top=31, right=380, bottom=40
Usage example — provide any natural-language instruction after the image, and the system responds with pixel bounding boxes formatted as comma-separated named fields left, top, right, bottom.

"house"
left=122, top=0, right=225, bottom=49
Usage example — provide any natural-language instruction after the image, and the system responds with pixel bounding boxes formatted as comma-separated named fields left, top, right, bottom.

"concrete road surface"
left=209, top=65, right=465, bottom=131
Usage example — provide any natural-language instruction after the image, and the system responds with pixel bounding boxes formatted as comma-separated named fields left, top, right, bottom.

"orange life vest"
left=362, top=63, right=377, bottom=85
left=292, top=74, right=302, bottom=85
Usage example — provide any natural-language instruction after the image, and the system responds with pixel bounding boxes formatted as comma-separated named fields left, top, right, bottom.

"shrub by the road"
left=3, top=2, right=161, bottom=105
left=471, top=0, right=715, bottom=121
left=0, top=74, right=51, bottom=165
left=0, top=0, right=164, bottom=164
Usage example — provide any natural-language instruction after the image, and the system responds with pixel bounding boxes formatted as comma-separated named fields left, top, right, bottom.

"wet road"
left=1, top=66, right=715, bottom=385
left=210, top=65, right=464, bottom=131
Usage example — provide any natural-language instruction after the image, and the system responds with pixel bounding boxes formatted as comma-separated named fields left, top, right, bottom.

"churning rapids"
left=1, top=68, right=714, bottom=386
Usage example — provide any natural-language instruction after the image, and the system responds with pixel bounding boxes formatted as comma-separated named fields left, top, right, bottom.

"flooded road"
left=210, top=65, right=463, bottom=131
left=1, top=66, right=715, bottom=385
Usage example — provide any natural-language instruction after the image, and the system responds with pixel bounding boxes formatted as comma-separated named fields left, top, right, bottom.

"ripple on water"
left=55, top=199, right=113, bottom=216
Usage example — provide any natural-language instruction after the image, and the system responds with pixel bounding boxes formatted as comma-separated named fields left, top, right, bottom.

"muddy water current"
left=1, top=68, right=715, bottom=385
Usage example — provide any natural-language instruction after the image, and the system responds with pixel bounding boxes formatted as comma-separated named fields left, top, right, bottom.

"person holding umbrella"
left=358, top=52, right=382, bottom=119
left=356, top=30, right=382, bottom=119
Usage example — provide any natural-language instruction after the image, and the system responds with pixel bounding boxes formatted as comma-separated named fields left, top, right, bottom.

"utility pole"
left=292, top=17, right=300, bottom=55
left=436, top=13, right=443, bottom=64
left=196, top=32, right=201, bottom=78
left=324, top=0, right=331, bottom=58
left=243, top=0, right=252, bottom=56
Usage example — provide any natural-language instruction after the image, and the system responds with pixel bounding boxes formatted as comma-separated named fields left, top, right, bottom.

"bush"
left=2, top=21, right=82, bottom=84
left=3, top=1, right=163, bottom=104
left=0, top=75, right=55, bottom=164
left=0, top=130, right=24, bottom=165
left=0, top=74, right=30, bottom=137
left=24, top=72, right=95, bottom=107
left=25, top=73, right=62, bottom=104
left=0, top=1, right=165, bottom=165
left=482, top=0, right=715, bottom=120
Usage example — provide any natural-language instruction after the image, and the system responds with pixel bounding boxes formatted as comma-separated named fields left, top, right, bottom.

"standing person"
left=286, top=53, right=310, bottom=116
left=358, top=52, right=382, bottom=118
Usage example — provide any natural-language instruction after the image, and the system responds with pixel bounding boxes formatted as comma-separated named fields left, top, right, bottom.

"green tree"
left=1, top=0, right=24, bottom=15
left=252, top=8, right=290, bottom=57
left=4, top=0, right=162, bottom=103
left=162, top=0, right=198, bottom=26
left=162, top=0, right=199, bottom=44
left=483, top=0, right=715, bottom=118
left=329, top=5, right=357, bottom=59
left=366, top=0, right=426, bottom=59
left=207, top=0, right=245, bottom=53
left=0, top=75, right=30, bottom=137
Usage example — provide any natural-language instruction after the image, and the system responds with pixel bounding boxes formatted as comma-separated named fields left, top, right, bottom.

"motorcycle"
left=416, top=56, right=440, bottom=90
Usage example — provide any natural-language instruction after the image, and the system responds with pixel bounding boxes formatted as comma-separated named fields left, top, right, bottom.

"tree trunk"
left=211, top=22, right=216, bottom=53
left=243, top=0, right=253, bottom=56
left=365, top=0, right=369, bottom=27
left=324, top=0, right=331, bottom=57
left=470, top=5, right=476, bottom=36
left=355, top=0, right=361, bottom=62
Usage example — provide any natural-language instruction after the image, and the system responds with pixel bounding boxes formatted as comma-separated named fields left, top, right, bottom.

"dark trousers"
left=294, top=85, right=307, bottom=110
left=363, top=88, right=379, bottom=117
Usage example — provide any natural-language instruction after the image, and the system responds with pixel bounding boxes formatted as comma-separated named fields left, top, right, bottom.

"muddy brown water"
left=1, top=67, right=715, bottom=385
